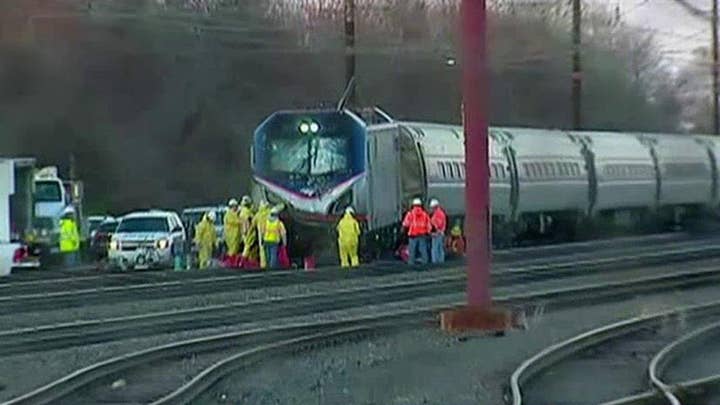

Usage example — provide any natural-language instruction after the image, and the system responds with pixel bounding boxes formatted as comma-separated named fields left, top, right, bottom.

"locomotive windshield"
left=253, top=110, right=365, bottom=197
left=268, top=136, right=349, bottom=176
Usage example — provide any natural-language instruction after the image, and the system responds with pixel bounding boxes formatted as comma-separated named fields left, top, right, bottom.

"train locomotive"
left=251, top=106, right=720, bottom=263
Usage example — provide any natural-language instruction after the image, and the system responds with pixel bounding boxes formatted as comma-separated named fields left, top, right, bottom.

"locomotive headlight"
left=299, top=122, right=310, bottom=134
left=156, top=239, right=170, bottom=250
left=109, top=240, right=120, bottom=251
left=309, top=122, right=320, bottom=134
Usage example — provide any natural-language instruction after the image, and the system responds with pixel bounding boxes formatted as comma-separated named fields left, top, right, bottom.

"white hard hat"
left=270, top=207, right=281, bottom=215
left=62, top=207, right=75, bottom=216
left=345, top=207, right=355, bottom=215
left=430, top=199, right=440, bottom=208
left=412, top=198, right=422, bottom=206
left=207, top=211, right=217, bottom=221
left=241, top=195, right=252, bottom=205
left=228, top=198, right=238, bottom=206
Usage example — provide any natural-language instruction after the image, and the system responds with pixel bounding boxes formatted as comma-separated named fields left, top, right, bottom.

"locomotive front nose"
left=252, top=109, right=366, bottom=205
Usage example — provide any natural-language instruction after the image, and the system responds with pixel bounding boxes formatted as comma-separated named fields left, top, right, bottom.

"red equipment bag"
left=241, top=257, right=260, bottom=271
left=395, top=244, right=409, bottom=263
left=278, top=245, right=291, bottom=269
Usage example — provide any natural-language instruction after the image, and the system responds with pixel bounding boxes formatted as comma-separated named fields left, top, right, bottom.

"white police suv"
left=108, top=210, right=185, bottom=270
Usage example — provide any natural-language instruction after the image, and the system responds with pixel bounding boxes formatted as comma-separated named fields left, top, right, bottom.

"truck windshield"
left=34, top=181, right=62, bottom=202
left=117, top=217, right=169, bottom=233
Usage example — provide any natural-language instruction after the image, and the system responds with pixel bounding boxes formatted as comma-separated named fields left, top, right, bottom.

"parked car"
left=181, top=206, right=226, bottom=243
left=87, top=215, right=115, bottom=239
left=108, top=210, right=185, bottom=270
left=90, top=218, right=119, bottom=260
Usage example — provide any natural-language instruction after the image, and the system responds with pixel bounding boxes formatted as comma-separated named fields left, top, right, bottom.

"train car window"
left=462, top=163, right=467, bottom=178
left=549, top=162, right=558, bottom=177
left=455, top=162, right=463, bottom=179
left=522, top=163, right=530, bottom=178
left=438, top=162, right=447, bottom=179
left=448, top=162, right=456, bottom=178
left=491, top=164, right=498, bottom=179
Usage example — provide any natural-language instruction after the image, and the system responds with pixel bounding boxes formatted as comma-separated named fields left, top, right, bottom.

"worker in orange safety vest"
left=402, top=198, right=431, bottom=265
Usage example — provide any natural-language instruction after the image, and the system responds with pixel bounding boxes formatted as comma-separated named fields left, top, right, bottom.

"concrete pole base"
left=440, top=305, right=516, bottom=333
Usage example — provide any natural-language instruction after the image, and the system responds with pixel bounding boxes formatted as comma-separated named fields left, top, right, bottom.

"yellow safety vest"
left=59, top=218, right=80, bottom=253
left=264, top=219, right=282, bottom=243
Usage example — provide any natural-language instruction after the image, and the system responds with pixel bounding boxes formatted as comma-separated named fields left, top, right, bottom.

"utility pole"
left=712, top=0, right=719, bottom=134
left=69, top=153, right=77, bottom=181
left=344, top=0, right=357, bottom=106
left=440, top=0, right=513, bottom=333
left=572, top=0, right=582, bottom=129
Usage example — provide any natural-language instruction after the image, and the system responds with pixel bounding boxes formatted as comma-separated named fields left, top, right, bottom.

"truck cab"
left=31, top=167, right=70, bottom=254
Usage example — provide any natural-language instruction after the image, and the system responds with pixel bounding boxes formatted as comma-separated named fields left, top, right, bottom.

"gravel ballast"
left=199, top=286, right=720, bottom=405
left=1, top=267, right=720, bottom=403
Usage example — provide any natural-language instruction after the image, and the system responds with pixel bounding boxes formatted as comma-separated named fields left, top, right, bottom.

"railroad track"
left=2, top=237, right=719, bottom=316
left=0, top=232, right=704, bottom=295
left=508, top=299, right=720, bottom=405
left=598, top=320, right=720, bottom=405
left=8, top=256, right=720, bottom=405
left=4, top=251, right=720, bottom=357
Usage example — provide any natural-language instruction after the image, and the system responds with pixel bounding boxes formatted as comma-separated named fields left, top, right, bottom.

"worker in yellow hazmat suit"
left=224, top=198, right=242, bottom=264
left=242, top=200, right=267, bottom=266
left=194, top=211, right=217, bottom=269
left=239, top=196, right=254, bottom=244
left=252, top=201, right=272, bottom=268
left=336, top=206, right=361, bottom=268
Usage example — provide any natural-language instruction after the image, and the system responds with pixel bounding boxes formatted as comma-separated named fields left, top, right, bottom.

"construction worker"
left=402, top=198, right=431, bottom=265
left=59, top=208, right=80, bottom=267
left=429, top=199, right=447, bottom=264
left=247, top=200, right=271, bottom=268
left=236, top=196, right=254, bottom=266
left=336, top=207, right=361, bottom=268
left=224, top=198, right=242, bottom=266
left=194, top=211, right=217, bottom=269
left=263, top=207, right=287, bottom=269
left=447, top=220, right=466, bottom=257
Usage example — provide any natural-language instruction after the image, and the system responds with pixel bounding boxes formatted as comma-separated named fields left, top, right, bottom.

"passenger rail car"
left=251, top=107, right=719, bottom=261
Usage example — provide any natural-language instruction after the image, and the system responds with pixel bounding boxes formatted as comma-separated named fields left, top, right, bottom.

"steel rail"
left=0, top=273, right=464, bottom=356
left=508, top=299, right=720, bottom=405
left=4, top=255, right=720, bottom=357
left=0, top=232, right=699, bottom=290
left=3, top=243, right=719, bottom=316
left=1, top=309, right=435, bottom=405
left=601, top=320, right=720, bottom=405
left=8, top=262, right=720, bottom=405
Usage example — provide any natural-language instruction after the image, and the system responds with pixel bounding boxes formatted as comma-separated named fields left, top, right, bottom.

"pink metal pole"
left=462, top=0, right=491, bottom=307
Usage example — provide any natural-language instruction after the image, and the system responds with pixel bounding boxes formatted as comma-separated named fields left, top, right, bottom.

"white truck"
left=29, top=166, right=85, bottom=264
left=0, top=158, right=39, bottom=276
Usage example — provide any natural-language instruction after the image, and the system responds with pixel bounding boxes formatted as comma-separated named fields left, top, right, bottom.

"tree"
left=0, top=0, right=688, bottom=212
